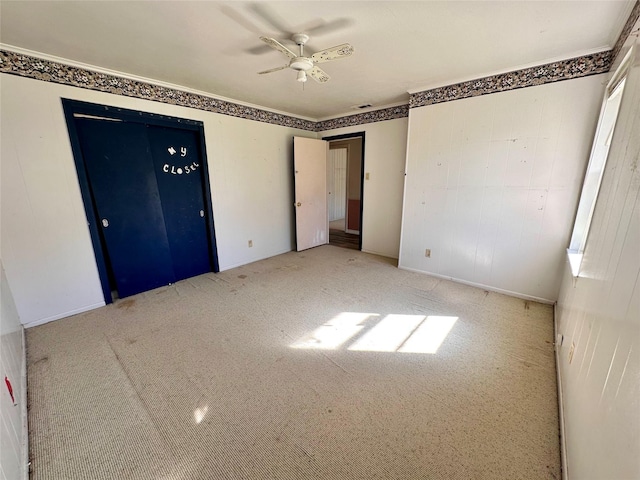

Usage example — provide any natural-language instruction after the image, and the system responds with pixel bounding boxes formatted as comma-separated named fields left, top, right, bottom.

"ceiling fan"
left=258, top=33, right=354, bottom=83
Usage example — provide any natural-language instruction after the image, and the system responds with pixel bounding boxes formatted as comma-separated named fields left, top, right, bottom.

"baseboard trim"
left=361, top=249, right=399, bottom=260
left=345, top=229, right=360, bottom=235
left=21, top=326, right=29, bottom=480
left=397, top=265, right=555, bottom=304
left=554, top=303, right=569, bottom=480
left=23, top=302, right=106, bottom=328
left=219, top=248, right=294, bottom=272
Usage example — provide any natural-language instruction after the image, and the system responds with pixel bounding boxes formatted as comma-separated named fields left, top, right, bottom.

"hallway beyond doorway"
left=329, top=218, right=359, bottom=250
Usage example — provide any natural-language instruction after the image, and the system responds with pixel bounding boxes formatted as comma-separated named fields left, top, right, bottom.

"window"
left=567, top=48, right=632, bottom=277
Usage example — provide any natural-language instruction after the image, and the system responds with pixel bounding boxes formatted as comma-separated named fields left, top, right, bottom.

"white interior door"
left=293, top=137, right=328, bottom=251
left=328, top=147, right=347, bottom=222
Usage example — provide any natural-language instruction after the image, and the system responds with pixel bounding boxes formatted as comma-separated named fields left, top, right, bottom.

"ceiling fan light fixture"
left=290, top=57, right=313, bottom=71
left=257, top=33, right=354, bottom=84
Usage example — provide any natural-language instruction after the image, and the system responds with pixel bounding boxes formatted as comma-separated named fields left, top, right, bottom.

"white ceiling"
left=0, top=1, right=635, bottom=119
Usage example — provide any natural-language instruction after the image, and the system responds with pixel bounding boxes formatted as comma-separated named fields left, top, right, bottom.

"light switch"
left=365, top=172, right=370, bottom=180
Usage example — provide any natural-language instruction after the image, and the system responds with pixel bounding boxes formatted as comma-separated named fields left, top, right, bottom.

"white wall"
left=556, top=47, right=640, bottom=480
left=399, top=75, right=606, bottom=302
left=0, top=74, right=315, bottom=327
left=320, top=118, right=408, bottom=259
left=0, top=262, right=28, bottom=480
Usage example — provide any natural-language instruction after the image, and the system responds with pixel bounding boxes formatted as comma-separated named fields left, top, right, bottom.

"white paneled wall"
left=1, top=74, right=314, bottom=326
left=0, top=262, right=28, bottom=480
left=556, top=47, right=640, bottom=480
left=399, top=75, right=606, bottom=301
left=328, top=148, right=347, bottom=221
left=320, top=118, right=408, bottom=259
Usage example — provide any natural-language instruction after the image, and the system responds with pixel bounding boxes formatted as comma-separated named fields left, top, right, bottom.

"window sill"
left=567, top=250, right=583, bottom=278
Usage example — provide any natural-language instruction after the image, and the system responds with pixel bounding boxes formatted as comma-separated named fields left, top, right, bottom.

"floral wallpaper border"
left=1, top=0, right=637, bottom=134
left=0, top=47, right=618, bottom=131
left=611, top=0, right=640, bottom=62
left=316, top=105, right=409, bottom=131
left=409, top=51, right=612, bottom=109
left=0, top=50, right=318, bottom=132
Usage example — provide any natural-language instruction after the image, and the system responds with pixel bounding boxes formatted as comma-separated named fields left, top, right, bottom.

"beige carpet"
left=26, top=246, right=560, bottom=479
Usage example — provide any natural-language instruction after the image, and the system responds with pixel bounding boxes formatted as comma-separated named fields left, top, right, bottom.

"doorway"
left=63, top=100, right=219, bottom=303
left=323, top=133, right=365, bottom=251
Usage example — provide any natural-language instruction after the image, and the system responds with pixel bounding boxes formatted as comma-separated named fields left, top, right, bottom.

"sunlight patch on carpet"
left=290, top=312, right=379, bottom=350
left=194, top=405, right=209, bottom=424
left=291, top=313, right=457, bottom=354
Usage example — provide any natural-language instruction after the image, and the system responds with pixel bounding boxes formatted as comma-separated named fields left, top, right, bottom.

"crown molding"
left=3, top=10, right=637, bottom=134
left=611, top=0, right=640, bottom=62
left=316, top=100, right=410, bottom=123
left=409, top=51, right=611, bottom=109
left=315, top=105, right=409, bottom=132
left=0, top=45, right=318, bottom=131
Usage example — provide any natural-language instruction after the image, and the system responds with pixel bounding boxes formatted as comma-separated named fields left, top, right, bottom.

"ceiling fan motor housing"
left=291, top=33, right=310, bottom=46
left=289, top=57, right=313, bottom=71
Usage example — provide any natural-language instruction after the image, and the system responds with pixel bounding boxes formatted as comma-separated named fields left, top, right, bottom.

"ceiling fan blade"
left=306, top=18, right=354, bottom=36
left=258, top=65, right=290, bottom=75
left=311, top=44, right=355, bottom=64
left=247, top=44, right=273, bottom=55
left=260, top=37, right=296, bottom=59
left=250, top=3, right=291, bottom=35
left=220, top=5, right=262, bottom=34
left=308, top=66, right=330, bottom=83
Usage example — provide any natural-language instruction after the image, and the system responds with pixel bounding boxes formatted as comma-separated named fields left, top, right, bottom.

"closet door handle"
left=102, top=218, right=109, bottom=228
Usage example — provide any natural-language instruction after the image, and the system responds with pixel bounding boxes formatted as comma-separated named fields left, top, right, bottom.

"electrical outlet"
left=248, top=240, right=253, bottom=248
left=569, top=342, right=575, bottom=364
left=425, top=248, right=431, bottom=258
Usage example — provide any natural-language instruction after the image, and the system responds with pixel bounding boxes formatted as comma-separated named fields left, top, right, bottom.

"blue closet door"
left=146, top=125, right=212, bottom=281
left=76, top=118, right=176, bottom=298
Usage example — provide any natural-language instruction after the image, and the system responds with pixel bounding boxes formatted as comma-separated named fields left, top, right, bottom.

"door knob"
left=296, top=202, right=302, bottom=207
left=102, top=218, right=109, bottom=227
left=199, top=210, right=205, bottom=217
